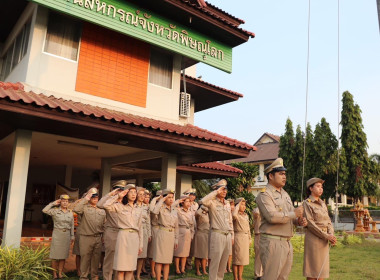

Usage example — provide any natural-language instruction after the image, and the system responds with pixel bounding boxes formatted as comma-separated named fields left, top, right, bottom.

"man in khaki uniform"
left=256, top=158, right=307, bottom=280
left=97, top=180, right=128, bottom=280
left=74, top=190, right=106, bottom=280
left=252, top=207, right=263, bottom=280
left=200, top=179, right=233, bottom=280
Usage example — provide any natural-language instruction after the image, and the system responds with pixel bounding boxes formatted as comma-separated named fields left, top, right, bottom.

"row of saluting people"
left=42, top=179, right=252, bottom=280
left=43, top=157, right=336, bottom=280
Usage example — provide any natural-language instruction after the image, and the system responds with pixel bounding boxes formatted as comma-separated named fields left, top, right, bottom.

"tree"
left=192, top=179, right=217, bottom=198
left=226, top=162, right=259, bottom=225
left=313, top=118, right=338, bottom=199
left=340, top=91, right=375, bottom=201
left=279, top=118, right=298, bottom=200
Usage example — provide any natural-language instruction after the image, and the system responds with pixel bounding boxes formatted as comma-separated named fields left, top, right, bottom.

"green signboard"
left=31, top=0, right=233, bottom=72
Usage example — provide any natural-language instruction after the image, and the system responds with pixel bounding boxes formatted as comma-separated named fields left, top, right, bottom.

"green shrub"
left=291, top=234, right=305, bottom=253
left=0, top=246, right=53, bottom=280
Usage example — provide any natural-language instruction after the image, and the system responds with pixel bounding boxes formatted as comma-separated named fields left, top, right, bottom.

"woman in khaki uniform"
left=303, top=178, right=336, bottom=280
left=43, top=194, right=74, bottom=279
left=151, top=189, right=179, bottom=280
left=174, top=195, right=195, bottom=275
left=232, top=198, right=251, bottom=280
left=194, top=203, right=209, bottom=276
left=103, top=184, right=144, bottom=280
left=148, top=190, right=162, bottom=279
left=135, top=187, right=151, bottom=280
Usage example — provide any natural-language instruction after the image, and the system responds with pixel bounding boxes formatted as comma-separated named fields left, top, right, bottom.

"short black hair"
left=306, top=183, right=315, bottom=197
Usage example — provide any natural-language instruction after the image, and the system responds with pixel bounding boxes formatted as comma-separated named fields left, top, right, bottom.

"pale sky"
left=195, top=0, right=380, bottom=155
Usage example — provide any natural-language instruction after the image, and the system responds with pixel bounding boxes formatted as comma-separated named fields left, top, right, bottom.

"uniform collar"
left=267, top=184, right=283, bottom=194
left=308, top=195, right=323, bottom=205
left=181, top=207, right=189, bottom=212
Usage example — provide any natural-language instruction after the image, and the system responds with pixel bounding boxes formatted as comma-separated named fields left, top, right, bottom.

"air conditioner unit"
left=179, top=92, right=191, bottom=118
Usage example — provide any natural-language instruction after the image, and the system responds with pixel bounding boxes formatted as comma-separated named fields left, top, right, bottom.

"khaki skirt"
left=113, top=230, right=139, bottom=271
left=148, top=226, right=159, bottom=258
left=193, top=230, right=209, bottom=259
left=174, top=227, right=191, bottom=258
left=303, top=229, right=330, bottom=278
left=139, top=223, right=149, bottom=259
left=50, top=228, right=71, bottom=260
left=153, top=227, right=175, bottom=264
left=232, top=232, right=250, bottom=265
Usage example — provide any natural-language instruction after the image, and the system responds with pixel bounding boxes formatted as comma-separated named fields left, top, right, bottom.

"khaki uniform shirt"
left=177, top=207, right=195, bottom=238
left=73, top=199, right=106, bottom=235
left=136, top=203, right=151, bottom=239
left=304, top=196, right=334, bottom=238
left=43, top=203, right=74, bottom=237
left=190, top=201, right=199, bottom=214
left=97, top=194, right=120, bottom=229
left=200, top=190, right=234, bottom=239
left=256, top=184, right=297, bottom=238
left=195, top=208, right=210, bottom=231
left=232, top=206, right=251, bottom=242
left=102, top=195, right=144, bottom=249
left=253, top=207, right=261, bottom=234
left=149, top=196, right=159, bottom=228
left=152, top=198, right=179, bottom=244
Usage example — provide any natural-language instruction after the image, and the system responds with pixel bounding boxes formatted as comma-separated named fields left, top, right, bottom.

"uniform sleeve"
left=73, top=198, right=88, bottom=214
left=152, top=198, right=165, bottom=215
left=304, top=201, right=329, bottom=240
left=42, top=202, right=56, bottom=216
left=100, top=195, right=119, bottom=211
left=174, top=215, right=179, bottom=246
left=200, top=190, right=218, bottom=208
left=97, top=193, right=111, bottom=208
left=256, top=193, right=293, bottom=224
left=172, top=199, right=181, bottom=208
left=146, top=208, right=152, bottom=239
left=149, top=196, right=159, bottom=212
left=138, top=211, right=144, bottom=250
left=232, top=202, right=240, bottom=220
left=70, top=212, right=75, bottom=238
left=229, top=207, right=234, bottom=240
left=325, top=204, right=334, bottom=235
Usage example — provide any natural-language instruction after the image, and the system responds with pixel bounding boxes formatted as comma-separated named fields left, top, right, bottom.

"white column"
left=2, top=130, right=32, bottom=248
left=175, top=174, right=192, bottom=199
left=64, top=165, right=73, bottom=187
left=342, top=194, right=347, bottom=205
left=161, top=154, right=177, bottom=190
left=100, top=159, right=111, bottom=196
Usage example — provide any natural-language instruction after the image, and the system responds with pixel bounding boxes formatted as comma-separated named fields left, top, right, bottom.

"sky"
left=195, top=0, right=380, bottom=155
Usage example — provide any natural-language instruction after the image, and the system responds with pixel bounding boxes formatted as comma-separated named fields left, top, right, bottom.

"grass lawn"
left=65, top=239, right=380, bottom=280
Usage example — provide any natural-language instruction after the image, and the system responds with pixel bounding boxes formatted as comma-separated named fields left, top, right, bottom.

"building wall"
left=4, top=5, right=190, bottom=125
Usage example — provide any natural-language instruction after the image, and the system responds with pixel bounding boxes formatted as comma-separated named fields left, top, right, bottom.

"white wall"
left=6, top=5, right=194, bottom=126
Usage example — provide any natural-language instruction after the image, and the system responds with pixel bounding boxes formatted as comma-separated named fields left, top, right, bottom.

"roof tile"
left=0, top=82, right=256, bottom=151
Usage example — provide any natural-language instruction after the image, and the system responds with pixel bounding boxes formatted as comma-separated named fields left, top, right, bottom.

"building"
left=224, top=133, right=279, bottom=197
left=0, top=0, right=255, bottom=247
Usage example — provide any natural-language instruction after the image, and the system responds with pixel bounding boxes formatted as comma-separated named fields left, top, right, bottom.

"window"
left=149, top=48, right=173, bottom=89
left=0, top=21, right=31, bottom=80
left=44, top=12, right=81, bottom=61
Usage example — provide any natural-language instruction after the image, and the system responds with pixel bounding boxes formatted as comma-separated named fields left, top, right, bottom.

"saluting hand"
left=54, top=199, right=61, bottom=206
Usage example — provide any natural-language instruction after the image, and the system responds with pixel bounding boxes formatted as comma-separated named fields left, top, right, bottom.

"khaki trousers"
left=103, top=228, right=118, bottom=280
left=79, top=235, right=102, bottom=280
left=209, top=231, right=231, bottom=280
left=259, top=235, right=293, bottom=280
left=254, top=234, right=263, bottom=278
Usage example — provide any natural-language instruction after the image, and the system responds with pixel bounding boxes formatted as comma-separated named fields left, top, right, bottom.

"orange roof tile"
left=0, top=82, right=256, bottom=151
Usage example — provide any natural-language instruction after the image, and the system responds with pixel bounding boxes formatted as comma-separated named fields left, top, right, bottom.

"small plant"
left=0, top=246, right=53, bottom=280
